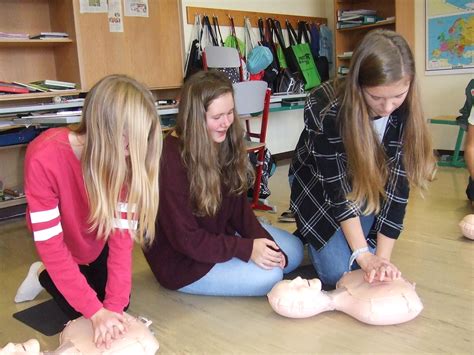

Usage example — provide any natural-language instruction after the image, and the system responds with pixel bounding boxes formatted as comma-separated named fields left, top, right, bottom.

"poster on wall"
left=79, top=0, right=108, bottom=13
left=108, top=0, right=124, bottom=32
left=124, top=0, right=149, bottom=17
left=425, top=0, right=473, bottom=75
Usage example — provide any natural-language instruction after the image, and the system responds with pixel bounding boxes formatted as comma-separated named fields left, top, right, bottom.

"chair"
left=428, top=115, right=466, bottom=168
left=202, top=46, right=242, bottom=82
left=428, top=80, right=474, bottom=168
left=233, top=80, right=274, bottom=211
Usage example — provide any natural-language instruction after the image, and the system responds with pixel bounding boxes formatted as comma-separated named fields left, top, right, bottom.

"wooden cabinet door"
left=71, top=0, right=184, bottom=90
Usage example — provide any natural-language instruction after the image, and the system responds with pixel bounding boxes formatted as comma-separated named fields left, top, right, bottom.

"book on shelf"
left=337, top=15, right=377, bottom=29
left=30, top=80, right=77, bottom=90
left=0, top=32, right=29, bottom=39
left=337, top=66, right=349, bottom=75
left=337, top=52, right=353, bottom=59
left=0, top=81, right=29, bottom=94
left=337, top=22, right=364, bottom=29
left=376, top=17, right=396, bottom=25
left=12, top=81, right=48, bottom=93
left=337, top=9, right=376, bottom=17
left=29, top=32, right=69, bottom=39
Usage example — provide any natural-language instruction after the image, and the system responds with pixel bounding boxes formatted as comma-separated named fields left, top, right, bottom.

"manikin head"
left=267, top=277, right=332, bottom=318
left=268, top=269, right=423, bottom=325
left=459, top=214, right=474, bottom=240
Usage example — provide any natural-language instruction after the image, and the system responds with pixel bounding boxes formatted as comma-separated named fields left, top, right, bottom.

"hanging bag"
left=184, top=14, right=203, bottom=81
left=271, top=20, right=299, bottom=74
left=287, top=20, right=320, bottom=90
left=270, top=19, right=304, bottom=94
left=202, top=15, right=219, bottom=46
left=268, top=19, right=287, bottom=69
left=213, top=16, right=225, bottom=46
left=303, top=21, right=329, bottom=83
left=244, top=18, right=273, bottom=80
left=256, top=18, right=279, bottom=91
left=221, top=16, right=246, bottom=82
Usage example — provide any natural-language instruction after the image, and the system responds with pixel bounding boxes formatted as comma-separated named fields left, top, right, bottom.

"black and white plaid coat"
left=289, top=81, right=409, bottom=251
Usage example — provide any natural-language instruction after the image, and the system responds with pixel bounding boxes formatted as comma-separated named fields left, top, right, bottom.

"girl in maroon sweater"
left=143, top=70, right=303, bottom=296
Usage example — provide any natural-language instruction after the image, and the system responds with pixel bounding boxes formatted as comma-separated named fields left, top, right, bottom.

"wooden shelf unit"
left=0, top=0, right=184, bottom=93
left=334, top=0, right=414, bottom=74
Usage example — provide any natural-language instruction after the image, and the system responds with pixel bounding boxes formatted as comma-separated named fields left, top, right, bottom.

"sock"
left=14, top=261, right=44, bottom=303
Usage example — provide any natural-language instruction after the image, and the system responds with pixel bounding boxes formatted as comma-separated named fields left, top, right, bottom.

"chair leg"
left=250, top=148, right=274, bottom=212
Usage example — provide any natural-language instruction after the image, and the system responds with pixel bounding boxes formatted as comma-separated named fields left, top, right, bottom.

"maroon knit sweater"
left=143, top=135, right=274, bottom=290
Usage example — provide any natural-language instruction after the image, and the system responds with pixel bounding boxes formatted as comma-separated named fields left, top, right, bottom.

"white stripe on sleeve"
left=33, top=222, right=63, bottom=242
left=30, top=206, right=60, bottom=224
left=117, top=203, right=137, bottom=213
left=113, top=218, right=138, bottom=230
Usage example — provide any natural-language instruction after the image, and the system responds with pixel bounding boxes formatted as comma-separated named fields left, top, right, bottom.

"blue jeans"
left=308, top=214, right=376, bottom=289
left=178, top=224, right=304, bottom=296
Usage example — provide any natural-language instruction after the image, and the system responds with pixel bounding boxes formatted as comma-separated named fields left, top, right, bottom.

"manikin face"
left=205, top=92, right=235, bottom=143
left=362, top=77, right=411, bottom=118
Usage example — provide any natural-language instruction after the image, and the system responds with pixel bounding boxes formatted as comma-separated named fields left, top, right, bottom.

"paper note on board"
left=124, top=0, right=149, bottom=17
left=79, top=0, right=108, bottom=13
left=108, top=0, right=124, bottom=32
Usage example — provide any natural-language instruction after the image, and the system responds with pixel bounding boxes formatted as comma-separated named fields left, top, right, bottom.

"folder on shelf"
left=29, top=32, right=69, bottom=39
left=12, top=81, right=47, bottom=93
left=0, top=81, right=29, bottom=94
left=30, top=80, right=77, bottom=90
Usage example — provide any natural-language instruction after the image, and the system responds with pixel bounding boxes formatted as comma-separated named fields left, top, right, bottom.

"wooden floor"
left=0, top=161, right=473, bottom=354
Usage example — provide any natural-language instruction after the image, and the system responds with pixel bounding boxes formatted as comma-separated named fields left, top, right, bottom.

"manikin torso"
left=0, top=313, right=159, bottom=355
left=267, top=269, right=423, bottom=325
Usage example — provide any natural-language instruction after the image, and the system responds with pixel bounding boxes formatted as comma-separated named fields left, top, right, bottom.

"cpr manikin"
left=267, top=269, right=423, bottom=325
left=459, top=214, right=474, bottom=240
left=0, top=313, right=159, bottom=355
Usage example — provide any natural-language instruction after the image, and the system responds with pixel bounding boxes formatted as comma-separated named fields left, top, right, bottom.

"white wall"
left=414, top=1, right=473, bottom=150
left=180, top=0, right=333, bottom=154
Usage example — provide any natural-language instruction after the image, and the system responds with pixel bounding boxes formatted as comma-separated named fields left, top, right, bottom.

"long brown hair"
left=176, top=70, right=253, bottom=216
left=338, top=29, right=436, bottom=213
left=72, top=74, right=162, bottom=246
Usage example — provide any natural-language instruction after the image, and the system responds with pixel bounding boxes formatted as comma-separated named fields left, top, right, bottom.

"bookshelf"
left=0, top=0, right=184, bottom=217
left=0, top=0, right=184, bottom=93
left=334, top=0, right=414, bottom=75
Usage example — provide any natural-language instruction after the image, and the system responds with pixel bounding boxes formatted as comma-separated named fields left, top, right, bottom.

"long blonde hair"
left=72, top=74, right=162, bottom=246
left=176, top=70, right=253, bottom=216
left=338, top=29, right=436, bottom=213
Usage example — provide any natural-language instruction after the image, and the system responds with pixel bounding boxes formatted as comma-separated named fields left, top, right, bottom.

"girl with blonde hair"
left=144, top=70, right=303, bottom=296
left=17, top=74, right=162, bottom=349
left=290, top=29, right=436, bottom=288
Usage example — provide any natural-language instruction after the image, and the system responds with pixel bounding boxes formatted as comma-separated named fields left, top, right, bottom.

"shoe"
left=278, top=210, right=295, bottom=223
left=466, top=177, right=474, bottom=201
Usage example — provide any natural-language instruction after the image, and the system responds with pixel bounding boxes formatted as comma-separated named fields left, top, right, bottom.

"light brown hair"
left=73, top=74, right=162, bottom=246
left=176, top=70, right=253, bottom=216
left=338, top=29, right=436, bottom=213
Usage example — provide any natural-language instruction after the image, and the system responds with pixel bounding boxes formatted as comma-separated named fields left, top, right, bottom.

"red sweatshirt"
left=143, top=135, right=275, bottom=290
left=24, top=127, right=134, bottom=318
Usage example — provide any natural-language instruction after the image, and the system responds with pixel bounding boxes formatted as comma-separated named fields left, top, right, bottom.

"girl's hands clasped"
left=251, top=238, right=285, bottom=270
left=90, top=307, right=128, bottom=349
left=356, top=252, right=402, bottom=283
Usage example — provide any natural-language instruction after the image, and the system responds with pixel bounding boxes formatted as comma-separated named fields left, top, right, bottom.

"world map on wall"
left=426, top=0, right=473, bottom=73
